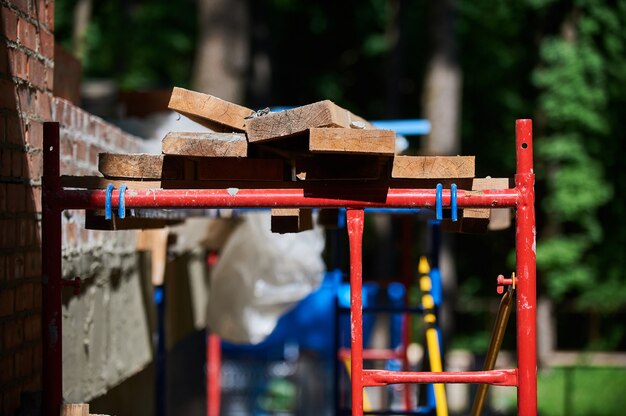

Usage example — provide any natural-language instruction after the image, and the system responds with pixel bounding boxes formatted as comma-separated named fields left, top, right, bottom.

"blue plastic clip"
left=451, top=183, right=458, bottom=222
left=105, top=184, right=114, bottom=220
left=118, top=184, right=128, bottom=219
left=435, top=183, right=443, bottom=220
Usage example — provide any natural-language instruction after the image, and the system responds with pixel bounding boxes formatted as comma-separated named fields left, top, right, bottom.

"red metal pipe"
left=515, top=119, right=537, bottom=415
left=363, top=369, right=518, bottom=387
left=42, top=123, right=63, bottom=415
left=207, top=333, right=221, bottom=416
left=51, top=188, right=519, bottom=210
left=347, top=209, right=365, bottom=415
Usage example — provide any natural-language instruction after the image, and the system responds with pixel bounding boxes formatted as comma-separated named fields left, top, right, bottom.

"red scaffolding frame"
left=41, top=119, right=536, bottom=415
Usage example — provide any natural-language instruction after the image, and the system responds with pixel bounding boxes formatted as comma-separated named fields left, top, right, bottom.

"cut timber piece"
left=271, top=208, right=313, bottom=234
left=295, top=155, right=388, bottom=181
left=85, top=211, right=181, bottom=231
left=162, top=132, right=248, bottom=157
left=246, top=100, right=375, bottom=143
left=168, top=87, right=252, bottom=132
left=196, top=158, right=285, bottom=181
left=463, top=177, right=511, bottom=232
left=308, top=128, right=395, bottom=156
left=61, top=404, right=89, bottom=416
left=98, top=153, right=194, bottom=180
left=391, top=156, right=475, bottom=179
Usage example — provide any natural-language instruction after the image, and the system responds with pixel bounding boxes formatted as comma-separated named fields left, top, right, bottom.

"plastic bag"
left=207, top=212, right=325, bottom=344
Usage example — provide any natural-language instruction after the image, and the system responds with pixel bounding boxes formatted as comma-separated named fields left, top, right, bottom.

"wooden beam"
left=162, top=132, right=248, bottom=157
left=246, top=100, right=374, bottom=143
left=196, top=158, right=285, bottom=181
left=60, top=404, right=89, bottom=416
left=294, top=155, right=388, bottom=181
left=271, top=208, right=313, bottom=233
left=98, top=153, right=194, bottom=180
left=308, top=128, right=395, bottom=156
left=391, top=155, right=475, bottom=179
left=168, top=87, right=252, bottom=132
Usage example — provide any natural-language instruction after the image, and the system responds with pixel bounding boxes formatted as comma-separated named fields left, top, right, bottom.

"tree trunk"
left=421, top=0, right=462, bottom=345
left=192, top=0, right=249, bottom=102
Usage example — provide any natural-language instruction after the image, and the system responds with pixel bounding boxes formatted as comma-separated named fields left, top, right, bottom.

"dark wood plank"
left=294, top=155, right=388, bottom=181
left=98, top=154, right=192, bottom=180
left=196, top=158, right=285, bottom=181
left=162, top=132, right=248, bottom=157
left=246, top=100, right=375, bottom=143
left=270, top=208, right=313, bottom=233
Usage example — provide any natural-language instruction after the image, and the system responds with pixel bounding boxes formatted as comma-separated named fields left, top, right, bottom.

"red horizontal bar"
left=52, top=188, right=519, bottom=210
left=339, top=348, right=405, bottom=361
left=362, top=369, right=518, bottom=387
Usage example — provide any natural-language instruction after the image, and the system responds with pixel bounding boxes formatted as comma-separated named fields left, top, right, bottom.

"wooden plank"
left=294, top=155, right=388, bottom=181
left=308, top=128, right=395, bottom=155
left=168, top=87, right=252, bottom=132
left=98, top=153, right=193, bottom=180
left=162, top=132, right=248, bottom=157
left=61, top=404, right=89, bottom=416
left=246, top=100, right=375, bottom=143
left=85, top=211, right=181, bottom=230
left=196, top=158, right=285, bottom=181
left=391, top=155, right=475, bottom=179
left=271, top=208, right=313, bottom=234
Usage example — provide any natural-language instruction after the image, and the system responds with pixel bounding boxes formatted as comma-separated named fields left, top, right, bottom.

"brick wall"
left=0, top=1, right=149, bottom=414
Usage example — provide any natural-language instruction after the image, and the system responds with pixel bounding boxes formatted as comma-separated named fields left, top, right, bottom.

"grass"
left=499, top=366, right=626, bottom=415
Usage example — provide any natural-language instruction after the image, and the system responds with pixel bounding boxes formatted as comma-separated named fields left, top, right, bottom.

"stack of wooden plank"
left=74, top=87, right=509, bottom=233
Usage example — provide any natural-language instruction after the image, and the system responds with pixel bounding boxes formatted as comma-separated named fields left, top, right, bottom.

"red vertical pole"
left=347, top=209, right=365, bottom=415
left=42, top=122, right=63, bottom=415
left=514, top=119, right=537, bottom=415
left=207, top=332, right=221, bottom=416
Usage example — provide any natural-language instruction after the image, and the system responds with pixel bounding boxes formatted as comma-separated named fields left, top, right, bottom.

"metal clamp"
left=105, top=183, right=114, bottom=220
left=436, top=183, right=443, bottom=220
left=451, top=183, right=458, bottom=222
left=118, top=184, right=128, bottom=219
left=497, top=273, right=516, bottom=294
left=436, top=183, right=458, bottom=221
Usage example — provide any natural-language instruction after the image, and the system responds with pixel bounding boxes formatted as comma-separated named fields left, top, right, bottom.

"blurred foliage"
left=54, top=0, right=626, bottom=349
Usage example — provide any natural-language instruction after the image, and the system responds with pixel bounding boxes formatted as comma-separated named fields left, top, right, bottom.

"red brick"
left=1, top=149, right=12, bottom=176
left=15, top=346, right=34, bottom=378
left=3, top=317, right=24, bottom=349
left=25, top=119, right=43, bottom=148
left=26, top=150, right=42, bottom=179
left=8, top=47, right=29, bottom=79
left=6, top=113, right=24, bottom=145
left=0, top=218, right=15, bottom=248
left=12, top=0, right=29, bottom=15
left=0, top=255, right=5, bottom=282
left=24, top=313, right=40, bottom=341
left=16, top=83, right=35, bottom=116
left=7, top=183, right=26, bottom=213
left=0, top=355, right=14, bottom=384
left=17, top=17, right=37, bottom=51
left=31, top=185, right=41, bottom=212
left=0, top=113, right=5, bottom=144
left=33, top=282, right=41, bottom=309
left=13, top=253, right=25, bottom=280
left=15, top=283, right=34, bottom=311
left=28, top=57, right=47, bottom=89
left=38, top=27, right=54, bottom=60
left=12, top=148, right=23, bottom=176
left=1, top=6, right=19, bottom=43
left=2, top=385, right=21, bottom=415
left=0, top=78, right=17, bottom=109
left=0, top=288, right=15, bottom=317
left=0, top=183, right=6, bottom=211
left=36, top=90, right=52, bottom=120
left=45, top=63, right=53, bottom=91
left=16, top=219, right=27, bottom=246
left=24, top=250, right=40, bottom=278
left=59, top=133, right=75, bottom=158
left=76, top=140, right=87, bottom=161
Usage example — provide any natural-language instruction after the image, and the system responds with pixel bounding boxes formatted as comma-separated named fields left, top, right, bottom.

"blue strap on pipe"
left=105, top=184, right=114, bottom=220
left=435, top=183, right=443, bottom=220
left=451, top=183, right=458, bottom=222
left=118, top=184, right=128, bottom=219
